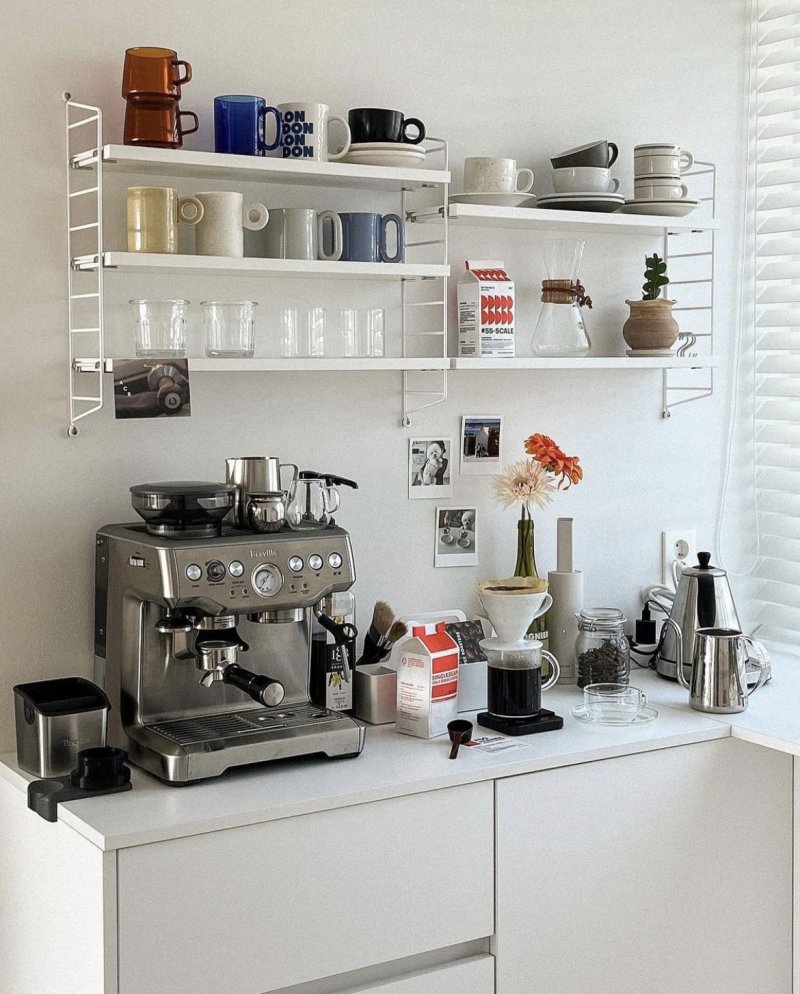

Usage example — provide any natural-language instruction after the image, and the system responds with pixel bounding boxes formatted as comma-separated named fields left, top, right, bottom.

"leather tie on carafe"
left=541, top=280, right=593, bottom=308
left=695, top=551, right=717, bottom=629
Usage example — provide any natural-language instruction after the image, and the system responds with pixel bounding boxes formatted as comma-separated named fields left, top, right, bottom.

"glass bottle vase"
left=513, top=509, right=550, bottom=653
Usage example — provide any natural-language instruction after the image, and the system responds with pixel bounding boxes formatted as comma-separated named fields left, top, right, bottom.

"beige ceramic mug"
left=194, top=192, right=269, bottom=258
left=127, top=187, right=204, bottom=254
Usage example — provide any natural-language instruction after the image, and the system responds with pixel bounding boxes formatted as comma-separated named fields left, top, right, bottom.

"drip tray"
left=148, top=705, right=340, bottom=746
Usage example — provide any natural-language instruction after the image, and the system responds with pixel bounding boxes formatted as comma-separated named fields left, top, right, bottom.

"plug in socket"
left=661, top=529, right=697, bottom=585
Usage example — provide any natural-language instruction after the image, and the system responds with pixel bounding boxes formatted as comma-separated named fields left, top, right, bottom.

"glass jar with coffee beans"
left=576, top=608, right=630, bottom=688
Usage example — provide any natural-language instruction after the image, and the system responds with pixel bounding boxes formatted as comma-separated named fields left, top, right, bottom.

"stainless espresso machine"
left=94, top=481, right=365, bottom=784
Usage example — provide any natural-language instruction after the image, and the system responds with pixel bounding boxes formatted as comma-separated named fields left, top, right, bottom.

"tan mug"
left=127, top=186, right=204, bottom=254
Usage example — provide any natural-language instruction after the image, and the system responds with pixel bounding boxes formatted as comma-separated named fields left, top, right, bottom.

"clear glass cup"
left=281, top=307, right=325, bottom=357
left=341, top=308, right=386, bottom=357
left=130, top=298, right=188, bottom=357
left=583, top=683, right=646, bottom=723
left=530, top=239, right=592, bottom=356
left=202, top=300, right=257, bottom=358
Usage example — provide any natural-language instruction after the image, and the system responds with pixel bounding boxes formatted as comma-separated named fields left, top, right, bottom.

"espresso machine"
left=94, top=481, right=365, bottom=784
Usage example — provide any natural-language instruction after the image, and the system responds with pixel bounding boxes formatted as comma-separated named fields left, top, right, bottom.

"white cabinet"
left=495, top=738, right=793, bottom=994
left=116, top=782, right=494, bottom=994
left=343, top=955, right=494, bottom=993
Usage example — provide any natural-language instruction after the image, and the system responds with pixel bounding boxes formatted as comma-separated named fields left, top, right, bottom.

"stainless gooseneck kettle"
left=657, top=552, right=741, bottom=682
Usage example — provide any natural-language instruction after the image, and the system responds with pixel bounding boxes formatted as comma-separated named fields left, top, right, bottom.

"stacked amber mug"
left=122, top=46, right=198, bottom=148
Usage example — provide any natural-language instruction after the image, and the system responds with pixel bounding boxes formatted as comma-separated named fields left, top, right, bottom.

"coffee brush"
left=357, top=603, right=408, bottom=667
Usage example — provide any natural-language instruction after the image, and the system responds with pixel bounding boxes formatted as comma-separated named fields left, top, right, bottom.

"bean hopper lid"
left=130, top=481, right=235, bottom=538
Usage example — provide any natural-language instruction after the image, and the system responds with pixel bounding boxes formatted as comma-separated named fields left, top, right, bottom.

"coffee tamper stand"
left=28, top=747, right=132, bottom=823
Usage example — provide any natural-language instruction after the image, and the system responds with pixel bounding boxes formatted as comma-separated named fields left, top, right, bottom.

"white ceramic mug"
left=633, top=176, right=689, bottom=201
left=634, top=144, right=694, bottom=176
left=261, top=208, right=342, bottom=261
left=463, top=157, right=534, bottom=195
left=552, top=166, right=620, bottom=194
left=268, top=102, right=351, bottom=161
left=194, top=192, right=269, bottom=257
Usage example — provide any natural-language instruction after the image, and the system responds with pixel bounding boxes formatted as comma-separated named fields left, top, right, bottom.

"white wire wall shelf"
left=81, top=357, right=451, bottom=373
left=74, top=252, right=448, bottom=282
left=82, top=144, right=451, bottom=191
left=450, top=356, right=720, bottom=370
left=411, top=202, right=719, bottom=235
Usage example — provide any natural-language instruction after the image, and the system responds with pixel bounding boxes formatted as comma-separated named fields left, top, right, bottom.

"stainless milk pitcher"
left=226, top=457, right=298, bottom=529
left=665, top=620, right=769, bottom=713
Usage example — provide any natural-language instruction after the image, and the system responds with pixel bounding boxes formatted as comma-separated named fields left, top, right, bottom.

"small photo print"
left=409, top=438, right=453, bottom=499
left=435, top=507, right=478, bottom=568
left=113, top=358, right=191, bottom=420
left=461, top=416, right=502, bottom=475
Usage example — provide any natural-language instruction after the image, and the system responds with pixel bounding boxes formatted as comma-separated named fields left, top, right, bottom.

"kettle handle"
left=664, top=618, right=687, bottom=689
left=739, top=636, right=769, bottom=696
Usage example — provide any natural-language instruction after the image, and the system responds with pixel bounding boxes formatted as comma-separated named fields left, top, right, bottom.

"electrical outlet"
left=661, top=529, right=697, bottom=586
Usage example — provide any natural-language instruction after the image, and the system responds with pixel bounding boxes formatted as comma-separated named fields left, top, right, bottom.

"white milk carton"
left=396, top=622, right=459, bottom=738
left=457, top=260, right=515, bottom=358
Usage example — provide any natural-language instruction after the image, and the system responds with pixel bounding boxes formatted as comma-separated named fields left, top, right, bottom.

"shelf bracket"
left=401, top=369, right=449, bottom=427
left=65, top=94, right=105, bottom=437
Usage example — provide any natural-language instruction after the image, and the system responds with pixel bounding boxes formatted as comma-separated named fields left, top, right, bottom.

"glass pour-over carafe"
left=530, top=239, right=592, bottom=356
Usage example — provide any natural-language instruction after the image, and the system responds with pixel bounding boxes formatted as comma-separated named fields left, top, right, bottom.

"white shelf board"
left=76, top=252, right=448, bottom=281
left=91, top=144, right=450, bottom=191
left=412, top=203, right=718, bottom=234
left=98, top=357, right=449, bottom=372
left=450, top=356, right=720, bottom=370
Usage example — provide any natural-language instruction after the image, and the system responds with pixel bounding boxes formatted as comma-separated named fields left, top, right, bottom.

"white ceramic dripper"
left=476, top=577, right=553, bottom=643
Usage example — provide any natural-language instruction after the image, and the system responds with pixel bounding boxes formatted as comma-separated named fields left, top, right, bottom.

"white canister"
left=194, top=192, right=269, bottom=257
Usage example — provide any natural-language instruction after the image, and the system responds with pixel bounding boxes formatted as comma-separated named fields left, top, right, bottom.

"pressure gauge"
left=251, top=563, right=283, bottom=598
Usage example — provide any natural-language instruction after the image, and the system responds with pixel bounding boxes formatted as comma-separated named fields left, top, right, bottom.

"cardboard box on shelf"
left=458, top=260, right=515, bottom=358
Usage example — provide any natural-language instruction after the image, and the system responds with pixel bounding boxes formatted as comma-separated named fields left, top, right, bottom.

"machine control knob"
left=185, top=564, right=202, bottom=582
left=328, top=552, right=343, bottom=570
left=308, top=554, right=324, bottom=572
left=251, top=563, right=283, bottom=598
left=288, top=555, right=304, bottom=573
left=229, top=560, right=244, bottom=578
left=207, top=560, right=226, bottom=582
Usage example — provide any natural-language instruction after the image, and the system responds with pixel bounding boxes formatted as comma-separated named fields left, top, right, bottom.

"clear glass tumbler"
left=281, top=307, right=325, bottom=357
left=341, top=308, right=386, bottom=357
left=202, top=300, right=257, bottom=358
left=130, top=298, right=188, bottom=357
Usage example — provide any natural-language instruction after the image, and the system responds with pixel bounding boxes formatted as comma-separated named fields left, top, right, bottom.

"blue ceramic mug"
left=329, top=212, right=405, bottom=263
left=214, top=95, right=282, bottom=156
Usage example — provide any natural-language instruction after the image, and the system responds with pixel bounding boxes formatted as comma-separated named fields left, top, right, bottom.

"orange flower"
left=524, top=433, right=583, bottom=489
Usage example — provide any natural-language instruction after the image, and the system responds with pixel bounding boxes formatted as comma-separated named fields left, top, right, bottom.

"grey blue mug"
left=323, top=211, right=404, bottom=263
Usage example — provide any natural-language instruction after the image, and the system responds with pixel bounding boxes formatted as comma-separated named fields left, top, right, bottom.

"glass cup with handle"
left=214, top=95, right=282, bottom=156
left=583, top=683, right=647, bottom=722
left=202, top=301, right=258, bottom=358
left=121, top=46, right=192, bottom=99
left=127, top=187, right=204, bottom=254
left=130, top=299, right=188, bottom=357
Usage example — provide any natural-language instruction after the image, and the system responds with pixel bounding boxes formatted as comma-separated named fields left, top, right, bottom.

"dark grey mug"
left=323, top=211, right=404, bottom=263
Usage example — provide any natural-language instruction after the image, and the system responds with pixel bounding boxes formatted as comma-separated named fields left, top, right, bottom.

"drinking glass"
left=583, top=683, right=646, bottom=722
left=341, top=308, right=385, bottom=357
left=281, top=307, right=325, bottom=357
left=202, top=301, right=257, bottom=358
left=130, top=299, right=188, bottom=357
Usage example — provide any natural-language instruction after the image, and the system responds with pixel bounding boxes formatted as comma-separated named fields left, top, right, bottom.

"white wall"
left=0, top=0, right=747, bottom=750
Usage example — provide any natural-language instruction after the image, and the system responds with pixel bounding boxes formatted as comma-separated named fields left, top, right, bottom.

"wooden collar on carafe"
left=541, top=279, right=593, bottom=307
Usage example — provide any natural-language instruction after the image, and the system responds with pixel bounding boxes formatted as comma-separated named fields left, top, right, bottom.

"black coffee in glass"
left=487, top=663, right=542, bottom=718
left=348, top=107, right=426, bottom=145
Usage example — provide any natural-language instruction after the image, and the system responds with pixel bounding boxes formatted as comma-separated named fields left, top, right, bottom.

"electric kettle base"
left=477, top=708, right=564, bottom=736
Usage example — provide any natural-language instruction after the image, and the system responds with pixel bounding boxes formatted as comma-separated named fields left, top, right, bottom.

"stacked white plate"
left=616, top=199, right=699, bottom=217
left=537, top=192, right=625, bottom=213
left=449, top=191, right=537, bottom=208
left=341, top=142, right=426, bottom=168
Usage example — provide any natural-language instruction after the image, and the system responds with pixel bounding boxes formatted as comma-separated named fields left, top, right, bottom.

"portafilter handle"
left=222, top=664, right=285, bottom=707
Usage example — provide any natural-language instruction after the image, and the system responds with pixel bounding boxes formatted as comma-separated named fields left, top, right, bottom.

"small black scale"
left=477, top=709, right=564, bottom=736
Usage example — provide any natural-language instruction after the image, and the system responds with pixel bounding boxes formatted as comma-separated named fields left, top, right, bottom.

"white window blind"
left=754, top=1, right=800, bottom=647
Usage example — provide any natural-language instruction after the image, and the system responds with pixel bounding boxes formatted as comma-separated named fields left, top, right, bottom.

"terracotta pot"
left=623, top=298, right=679, bottom=352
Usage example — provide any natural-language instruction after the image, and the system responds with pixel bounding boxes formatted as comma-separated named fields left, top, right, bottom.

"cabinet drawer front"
left=117, top=782, right=494, bottom=994
left=349, top=954, right=494, bottom=994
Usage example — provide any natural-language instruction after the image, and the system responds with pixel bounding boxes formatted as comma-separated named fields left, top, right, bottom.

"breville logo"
left=250, top=549, right=276, bottom=559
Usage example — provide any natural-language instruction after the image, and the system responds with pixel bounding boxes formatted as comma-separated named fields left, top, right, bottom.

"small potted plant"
left=623, top=253, right=679, bottom=354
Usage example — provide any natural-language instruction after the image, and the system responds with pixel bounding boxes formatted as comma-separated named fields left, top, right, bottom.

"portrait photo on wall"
left=434, top=507, right=478, bottom=567
left=460, top=416, right=503, bottom=475
left=408, top=438, right=453, bottom=499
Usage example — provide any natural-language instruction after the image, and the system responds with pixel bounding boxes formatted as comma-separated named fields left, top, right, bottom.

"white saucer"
left=450, top=191, right=537, bottom=208
left=616, top=198, right=699, bottom=217
left=537, top=192, right=624, bottom=213
left=570, top=703, right=658, bottom=725
left=626, top=348, right=675, bottom=357
left=341, top=142, right=426, bottom=167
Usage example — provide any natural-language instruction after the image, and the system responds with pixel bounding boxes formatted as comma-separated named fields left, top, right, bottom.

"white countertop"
left=0, top=682, right=730, bottom=851
left=3, top=653, right=796, bottom=852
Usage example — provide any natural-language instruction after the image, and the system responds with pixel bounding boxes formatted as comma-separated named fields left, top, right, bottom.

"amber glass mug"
left=123, top=98, right=199, bottom=148
left=122, top=47, right=192, bottom=99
